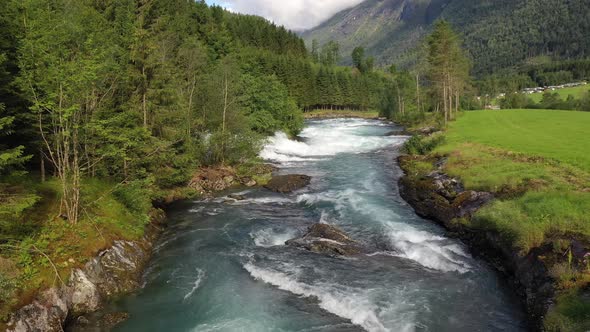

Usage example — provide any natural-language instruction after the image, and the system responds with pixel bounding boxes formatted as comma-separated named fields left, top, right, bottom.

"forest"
left=0, top=0, right=400, bottom=320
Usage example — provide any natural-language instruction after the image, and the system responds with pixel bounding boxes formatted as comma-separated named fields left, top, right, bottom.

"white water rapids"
left=109, top=118, right=525, bottom=332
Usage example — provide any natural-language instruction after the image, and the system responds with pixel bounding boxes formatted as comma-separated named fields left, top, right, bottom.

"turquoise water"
left=111, top=119, right=526, bottom=332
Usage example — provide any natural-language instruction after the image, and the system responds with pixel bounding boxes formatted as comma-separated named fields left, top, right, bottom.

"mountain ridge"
left=302, top=0, right=590, bottom=76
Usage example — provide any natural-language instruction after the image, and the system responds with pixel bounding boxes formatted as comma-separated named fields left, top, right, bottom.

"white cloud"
left=217, top=0, right=365, bottom=30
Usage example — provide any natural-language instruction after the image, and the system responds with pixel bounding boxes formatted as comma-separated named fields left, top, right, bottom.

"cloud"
left=217, top=0, right=365, bottom=30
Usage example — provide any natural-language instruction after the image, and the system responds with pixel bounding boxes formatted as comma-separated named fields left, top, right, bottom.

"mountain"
left=302, top=0, right=590, bottom=76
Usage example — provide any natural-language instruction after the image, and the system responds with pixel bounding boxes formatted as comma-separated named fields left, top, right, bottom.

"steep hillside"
left=302, top=0, right=590, bottom=75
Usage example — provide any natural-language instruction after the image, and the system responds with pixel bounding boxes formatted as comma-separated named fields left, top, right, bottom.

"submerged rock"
left=67, top=311, right=130, bottom=332
left=244, top=179, right=257, bottom=187
left=264, top=174, right=311, bottom=193
left=228, top=194, right=246, bottom=201
left=286, top=224, right=363, bottom=256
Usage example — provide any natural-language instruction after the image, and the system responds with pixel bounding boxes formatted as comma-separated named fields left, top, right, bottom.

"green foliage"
left=474, top=191, right=590, bottom=252
left=499, top=93, right=535, bottom=109
left=403, top=135, right=445, bottom=156
left=113, top=180, right=153, bottom=217
left=241, top=74, right=303, bottom=136
left=0, top=272, right=17, bottom=305
left=545, top=290, right=590, bottom=332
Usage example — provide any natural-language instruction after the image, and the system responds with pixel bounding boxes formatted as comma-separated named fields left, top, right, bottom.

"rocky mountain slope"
left=302, top=0, right=590, bottom=75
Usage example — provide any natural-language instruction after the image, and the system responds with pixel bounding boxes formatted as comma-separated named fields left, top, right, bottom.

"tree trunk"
left=416, top=74, right=421, bottom=113
left=222, top=71, right=228, bottom=165
left=142, top=65, right=148, bottom=130
left=40, top=148, right=45, bottom=183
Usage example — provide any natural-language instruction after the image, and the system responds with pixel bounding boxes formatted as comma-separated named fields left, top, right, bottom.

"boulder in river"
left=286, top=224, right=363, bottom=256
left=228, top=194, right=246, bottom=201
left=264, top=174, right=311, bottom=193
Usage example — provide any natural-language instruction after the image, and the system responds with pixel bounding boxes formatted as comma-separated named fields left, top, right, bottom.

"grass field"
left=429, top=109, right=590, bottom=330
left=434, top=109, right=590, bottom=251
left=528, top=85, right=590, bottom=103
left=441, top=109, right=590, bottom=172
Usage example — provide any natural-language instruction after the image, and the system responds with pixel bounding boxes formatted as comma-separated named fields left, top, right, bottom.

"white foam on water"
left=298, top=184, right=472, bottom=273
left=297, top=188, right=363, bottom=213
left=237, top=196, right=293, bottom=205
left=250, top=228, right=297, bottom=247
left=183, top=268, right=206, bottom=301
left=260, top=119, right=404, bottom=164
left=385, top=223, right=471, bottom=273
left=243, top=263, right=414, bottom=332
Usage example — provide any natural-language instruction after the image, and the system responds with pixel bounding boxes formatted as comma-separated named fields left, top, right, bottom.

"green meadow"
left=441, top=109, right=590, bottom=172
left=528, top=85, right=590, bottom=103
left=431, top=109, right=590, bottom=330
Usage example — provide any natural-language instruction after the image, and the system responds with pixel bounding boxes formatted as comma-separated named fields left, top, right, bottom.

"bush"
left=113, top=180, right=153, bottom=216
left=403, top=134, right=445, bottom=155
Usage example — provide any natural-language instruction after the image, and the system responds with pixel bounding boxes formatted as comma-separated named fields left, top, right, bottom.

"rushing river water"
left=111, top=119, right=526, bottom=332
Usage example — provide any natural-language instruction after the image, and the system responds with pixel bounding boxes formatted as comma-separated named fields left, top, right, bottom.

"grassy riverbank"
left=404, top=109, right=590, bottom=331
left=0, top=162, right=271, bottom=326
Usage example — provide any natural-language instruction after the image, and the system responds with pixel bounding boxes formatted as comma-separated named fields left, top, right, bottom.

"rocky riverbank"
left=398, top=154, right=555, bottom=331
left=6, top=209, right=166, bottom=332
left=5, top=164, right=280, bottom=332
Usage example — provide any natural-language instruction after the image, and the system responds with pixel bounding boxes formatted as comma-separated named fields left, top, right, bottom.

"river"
left=110, top=118, right=526, bottom=332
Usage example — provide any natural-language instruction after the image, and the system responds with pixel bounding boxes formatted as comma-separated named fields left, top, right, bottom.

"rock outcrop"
left=7, top=288, right=70, bottom=332
left=287, top=224, right=363, bottom=256
left=6, top=213, right=166, bottom=332
left=188, top=167, right=239, bottom=194
left=398, top=169, right=494, bottom=225
left=264, top=174, right=311, bottom=193
left=188, top=164, right=275, bottom=196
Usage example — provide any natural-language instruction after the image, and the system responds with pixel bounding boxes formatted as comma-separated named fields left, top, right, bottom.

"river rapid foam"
left=110, top=118, right=526, bottom=332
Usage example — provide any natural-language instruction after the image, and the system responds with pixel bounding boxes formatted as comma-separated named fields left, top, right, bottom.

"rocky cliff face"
left=6, top=213, right=165, bottom=332
left=398, top=155, right=555, bottom=330
left=301, top=0, right=449, bottom=66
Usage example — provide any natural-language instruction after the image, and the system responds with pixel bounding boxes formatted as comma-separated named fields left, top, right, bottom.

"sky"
left=206, top=0, right=365, bottom=31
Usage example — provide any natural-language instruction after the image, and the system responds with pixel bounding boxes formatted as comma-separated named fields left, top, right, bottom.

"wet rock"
left=287, top=224, right=363, bottom=256
left=398, top=167, right=492, bottom=227
left=189, top=167, right=238, bottom=194
left=67, top=311, right=129, bottom=332
left=453, top=191, right=494, bottom=219
left=228, top=194, right=246, bottom=201
left=84, top=241, right=148, bottom=297
left=7, top=288, right=70, bottom=332
left=244, top=179, right=257, bottom=187
left=265, top=174, right=311, bottom=193
left=75, top=315, right=90, bottom=326
left=102, top=312, right=129, bottom=329
left=69, top=269, right=101, bottom=317
left=430, top=172, right=463, bottom=200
